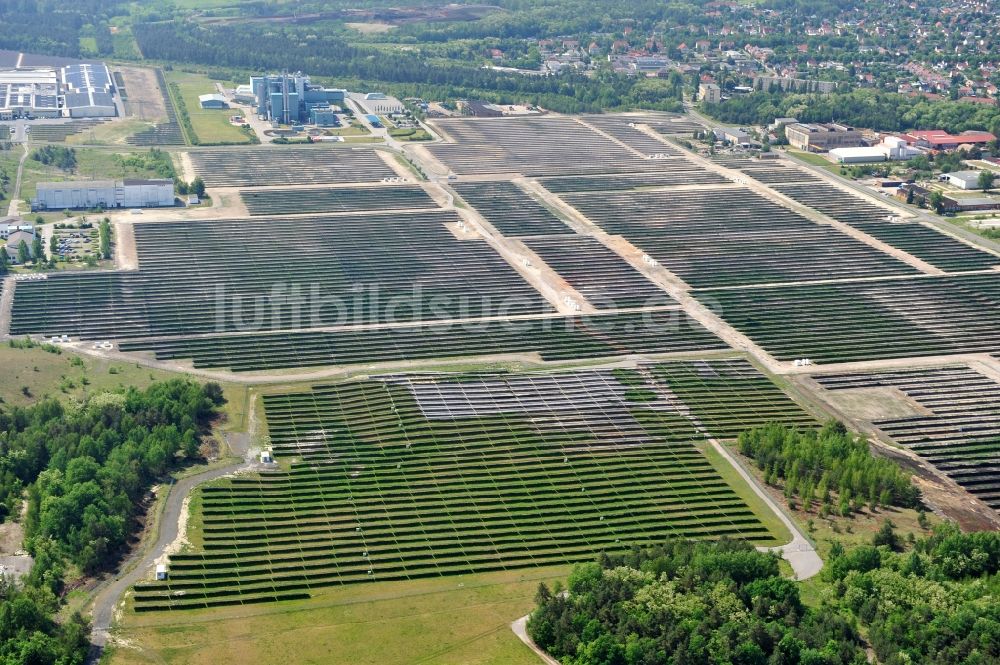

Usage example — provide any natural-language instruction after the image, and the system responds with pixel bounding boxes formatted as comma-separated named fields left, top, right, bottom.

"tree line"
left=137, top=21, right=682, bottom=114
left=703, top=89, right=1000, bottom=137
left=738, top=422, right=920, bottom=515
left=1, top=379, right=225, bottom=574
left=529, top=538, right=867, bottom=665
left=0, top=377, right=225, bottom=664
left=529, top=524, right=1000, bottom=665
left=30, top=146, right=77, bottom=172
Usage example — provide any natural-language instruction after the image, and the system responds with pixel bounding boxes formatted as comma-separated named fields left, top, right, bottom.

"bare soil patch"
left=823, top=386, right=933, bottom=421
left=118, top=67, right=167, bottom=123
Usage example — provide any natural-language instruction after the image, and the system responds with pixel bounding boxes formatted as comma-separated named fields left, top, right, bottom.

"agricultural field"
left=131, top=360, right=808, bottom=610
left=118, top=310, right=726, bottom=372
left=189, top=146, right=395, bottom=187
left=112, top=566, right=565, bottom=665
left=814, top=366, right=1000, bottom=512
left=10, top=211, right=551, bottom=338
left=704, top=273, right=1000, bottom=363
left=240, top=184, right=436, bottom=216
left=560, top=187, right=919, bottom=287
left=451, top=181, right=572, bottom=236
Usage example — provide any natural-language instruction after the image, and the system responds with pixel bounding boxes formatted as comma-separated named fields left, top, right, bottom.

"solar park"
left=7, top=110, right=1000, bottom=612
left=814, top=366, right=1000, bottom=511
left=132, top=360, right=815, bottom=610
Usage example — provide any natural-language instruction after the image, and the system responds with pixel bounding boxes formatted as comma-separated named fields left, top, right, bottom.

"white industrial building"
left=349, top=91, right=404, bottom=115
left=945, top=170, right=984, bottom=190
left=829, top=136, right=922, bottom=164
left=32, top=179, right=174, bottom=210
left=198, top=93, right=228, bottom=109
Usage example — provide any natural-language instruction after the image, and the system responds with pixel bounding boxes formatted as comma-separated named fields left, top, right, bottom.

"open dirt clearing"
left=117, top=67, right=168, bottom=123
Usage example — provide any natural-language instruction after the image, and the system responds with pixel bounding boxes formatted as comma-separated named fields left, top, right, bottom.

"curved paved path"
left=85, top=459, right=249, bottom=665
left=511, top=616, right=560, bottom=665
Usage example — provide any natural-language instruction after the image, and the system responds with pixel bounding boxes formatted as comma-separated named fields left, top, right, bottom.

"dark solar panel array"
left=523, top=236, right=673, bottom=309
left=705, top=273, right=1000, bottom=363
left=427, top=116, right=673, bottom=176
left=11, top=211, right=552, bottom=339
left=452, top=181, right=572, bottom=236
left=562, top=188, right=918, bottom=287
left=816, top=366, right=1000, bottom=512
left=190, top=147, right=396, bottom=188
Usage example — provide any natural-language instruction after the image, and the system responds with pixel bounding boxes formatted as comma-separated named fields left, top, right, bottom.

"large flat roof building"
left=33, top=179, right=174, bottom=210
left=785, top=122, right=863, bottom=152
left=0, top=62, right=117, bottom=119
left=349, top=91, right=405, bottom=115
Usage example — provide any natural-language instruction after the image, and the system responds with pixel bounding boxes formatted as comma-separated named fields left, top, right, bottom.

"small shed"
left=260, top=450, right=273, bottom=464
left=199, top=93, right=228, bottom=109
left=155, top=564, right=168, bottom=580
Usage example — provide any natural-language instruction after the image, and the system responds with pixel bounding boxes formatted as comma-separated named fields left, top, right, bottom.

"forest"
left=0, top=378, right=225, bottom=574
left=0, top=377, right=225, bottom=664
left=703, top=89, right=1000, bottom=137
left=528, top=538, right=868, bottom=665
left=529, top=527, right=1000, bottom=665
left=738, top=422, right=920, bottom=515
left=133, top=21, right=683, bottom=113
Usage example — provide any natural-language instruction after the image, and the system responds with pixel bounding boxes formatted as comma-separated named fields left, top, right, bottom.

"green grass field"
left=0, top=147, right=20, bottom=202
left=786, top=150, right=841, bottom=173
left=165, top=71, right=253, bottom=145
left=65, top=119, right=158, bottom=146
left=17, top=147, right=176, bottom=203
left=0, top=343, right=248, bottom=428
left=108, top=566, right=565, bottom=665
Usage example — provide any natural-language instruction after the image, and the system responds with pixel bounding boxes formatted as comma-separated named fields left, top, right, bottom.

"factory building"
left=33, top=179, right=174, bottom=210
left=249, top=73, right=345, bottom=124
left=0, top=62, right=117, bottom=119
left=903, top=129, right=997, bottom=151
left=944, top=170, right=986, bottom=190
left=785, top=122, right=863, bottom=152
left=0, top=69, right=60, bottom=119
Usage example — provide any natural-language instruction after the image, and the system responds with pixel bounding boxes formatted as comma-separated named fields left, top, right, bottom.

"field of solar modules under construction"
left=7, top=110, right=1000, bottom=617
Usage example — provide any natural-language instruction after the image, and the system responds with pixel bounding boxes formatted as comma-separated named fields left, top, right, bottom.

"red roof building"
left=903, top=129, right=996, bottom=149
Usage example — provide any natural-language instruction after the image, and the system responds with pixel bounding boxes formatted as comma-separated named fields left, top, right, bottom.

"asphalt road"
left=85, top=459, right=249, bottom=665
